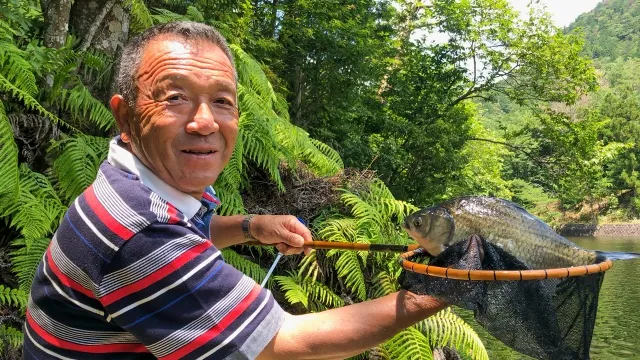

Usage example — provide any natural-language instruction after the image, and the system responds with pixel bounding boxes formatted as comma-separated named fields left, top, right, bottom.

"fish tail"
left=595, top=251, right=640, bottom=261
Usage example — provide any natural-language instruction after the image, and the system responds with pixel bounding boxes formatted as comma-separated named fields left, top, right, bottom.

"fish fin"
left=595, top=251, right=640, bottom=261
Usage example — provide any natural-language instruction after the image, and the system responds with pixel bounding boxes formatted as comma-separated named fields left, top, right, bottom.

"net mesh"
left=399, top=235, right=605, bottom=360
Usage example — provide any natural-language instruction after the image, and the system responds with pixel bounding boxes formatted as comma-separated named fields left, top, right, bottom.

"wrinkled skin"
left=111, top=35, right=239, bottom=198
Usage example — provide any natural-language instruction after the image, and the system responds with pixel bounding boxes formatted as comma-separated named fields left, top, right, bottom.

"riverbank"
left=557, top=223, right=640, bottom=237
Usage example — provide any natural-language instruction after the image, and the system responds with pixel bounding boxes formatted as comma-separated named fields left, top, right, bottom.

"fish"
left=402, top=196, right=639, bottom=270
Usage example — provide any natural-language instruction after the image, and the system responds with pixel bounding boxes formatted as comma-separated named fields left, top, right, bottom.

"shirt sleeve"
left=97, top=221, right=285, bottom=360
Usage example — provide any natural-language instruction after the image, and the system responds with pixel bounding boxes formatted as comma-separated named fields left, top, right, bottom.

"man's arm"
left=258, top=291, right=447, bottom=360
left=210, top=214, right=311, bottom=254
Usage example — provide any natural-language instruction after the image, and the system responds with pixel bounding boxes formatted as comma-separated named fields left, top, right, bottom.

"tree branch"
left=79, top=0, right=118, bottom=52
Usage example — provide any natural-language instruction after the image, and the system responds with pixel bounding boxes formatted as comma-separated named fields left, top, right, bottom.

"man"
left=24, top=22, right=446, bottom=359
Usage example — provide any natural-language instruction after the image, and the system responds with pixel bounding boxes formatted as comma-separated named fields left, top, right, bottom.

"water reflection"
left=455, top=237, right=640, bottom=360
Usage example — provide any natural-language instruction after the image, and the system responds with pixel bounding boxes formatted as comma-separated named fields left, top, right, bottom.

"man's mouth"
left=182, top=150, right=215, bottom=155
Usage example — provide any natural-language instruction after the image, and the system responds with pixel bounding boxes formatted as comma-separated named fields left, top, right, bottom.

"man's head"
left=110, top=21, right=239, bottom=199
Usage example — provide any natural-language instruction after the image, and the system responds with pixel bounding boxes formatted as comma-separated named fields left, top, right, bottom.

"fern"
left=0, top=325, right=23, bottom=353
left=10, top=237, right=51, bottom=291
left=3, top=166, right=66, bottom=240
left=297, top=250, right=320, bottom=282
left=221, top=248, right=266, bottom=284
left=0, top=73, right=74, bottom=131
left=384, top=326, right=434, bottom=360
left=0, top=101, right=19, bottom=209
left=275, top=273, right=344, bottom=311
left=274, top=274, right=308, bottom=308
left=0, top=285, right=27, bottom=309
left=416, top=308, right=489, bottom=360
left=123, top=0, right=154, bottom=33
left=0, top=38, right=37, bottom=96
left=51, top=134, right=109, bottom=202
left=56, top=85, right=115, bottom=130
left=371, top=270, right=399, bottom=299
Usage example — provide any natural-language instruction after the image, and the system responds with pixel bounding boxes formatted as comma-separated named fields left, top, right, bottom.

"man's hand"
left=250, top=215, right=313, bottom=255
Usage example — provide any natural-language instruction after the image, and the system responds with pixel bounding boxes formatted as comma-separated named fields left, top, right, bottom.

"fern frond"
left=57, top=85, right=115, bottom=130
left=333, top=250, right=367, bottom=300
left=0, top=73, right=74, bottom=131
left=0, top=285, right=27, bottom=309
left=300, top=277, right=344, bottom=311
left=0, top=101, right=19, bottom=209
left=371, top=270, right=398, bottom=299
left=51, top=135, right=109, bottom=202
left=123, top=0, right=153, bottom=33
left=0, top=325, right=23, bottom=352
left=0, top=39, right=37, bottom=96
left=10, top=237, right=50, bottom=291
left=416, top=308, right=489, bottom=360
left=221, top=248, right=266, bottom=284
left=214, top=172, right=246, bottom=216
left=185, top=6, right=205, bottom=22
left=151, top=8, right=192, bottom=24
left=3, top=166, right=66, bottom=239
left=274, top=275, right=309, bottom=308
left=297, top=250, right=320, bottom=282
left=383, top=326, right=433, bottom=360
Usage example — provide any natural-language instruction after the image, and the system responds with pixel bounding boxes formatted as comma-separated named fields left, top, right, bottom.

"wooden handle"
left=244, top=240, right=421, bottom=253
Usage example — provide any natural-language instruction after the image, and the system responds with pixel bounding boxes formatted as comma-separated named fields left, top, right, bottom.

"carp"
left=402, top=196, right=638, bottom=269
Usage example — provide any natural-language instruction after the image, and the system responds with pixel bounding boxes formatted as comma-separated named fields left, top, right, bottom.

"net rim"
left=399, top=248, right=613, bottom=281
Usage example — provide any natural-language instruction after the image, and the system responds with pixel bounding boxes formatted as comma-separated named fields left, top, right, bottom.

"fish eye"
left=413, top=218, right=423, bottom=227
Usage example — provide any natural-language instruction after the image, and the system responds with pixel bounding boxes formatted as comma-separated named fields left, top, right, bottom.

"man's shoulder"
left=64, top=162, right=193, bottom=245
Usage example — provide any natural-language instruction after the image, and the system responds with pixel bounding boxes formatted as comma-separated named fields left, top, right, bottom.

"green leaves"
left=0, top=285, right=27, bottom=309
left=0, top=101, right=19, bottom=209
left=51, top=135, right=109, bottom=202
left=0, top=325, right=24, bottom=353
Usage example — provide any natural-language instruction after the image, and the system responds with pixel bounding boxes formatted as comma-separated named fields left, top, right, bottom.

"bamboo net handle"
left=399, top=248, right=614, bottom=281
left=244, top=240, right=421, bottom=253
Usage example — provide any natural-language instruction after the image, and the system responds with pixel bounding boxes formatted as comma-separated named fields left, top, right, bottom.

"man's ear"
left=110, top=94, right=133, bottom=144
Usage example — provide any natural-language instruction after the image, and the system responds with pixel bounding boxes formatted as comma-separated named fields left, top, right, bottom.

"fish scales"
left=403, top=196, right=597, bottom=270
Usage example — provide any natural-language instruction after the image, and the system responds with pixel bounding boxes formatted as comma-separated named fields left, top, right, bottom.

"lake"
left=456, top=236, right=640, bottom=360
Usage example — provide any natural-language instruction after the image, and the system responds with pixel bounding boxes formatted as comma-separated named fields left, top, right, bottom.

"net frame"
left=399, top=248, right=613, bottom=280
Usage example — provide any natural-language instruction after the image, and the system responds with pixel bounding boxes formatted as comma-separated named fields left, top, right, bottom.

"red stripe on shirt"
left=202, top=192, right=220, bottom=205
left=26, top=311, right=149, bottom=354
left=160, top=285, right=262, bottom=360
left=99, top=241, right=212, bottom=306
left=84, top=185, right=135, bottom=240
left=167, top=203, right=181, bottom=224
left=46, top=248, right=95, bottom=299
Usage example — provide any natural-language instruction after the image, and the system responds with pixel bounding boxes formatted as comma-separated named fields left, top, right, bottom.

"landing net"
left=399, top=236, right=611, bottom=360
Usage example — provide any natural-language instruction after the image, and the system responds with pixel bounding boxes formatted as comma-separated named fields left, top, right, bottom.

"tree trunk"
left=70, top=0, right=131, bottom=103
left=69, top=0, right=130, bottom=56
left=42, top=0, right=73, bottom=48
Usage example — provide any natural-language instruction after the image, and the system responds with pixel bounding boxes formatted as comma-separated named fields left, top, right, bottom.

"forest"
left=1, top=0, right=639, bottom=358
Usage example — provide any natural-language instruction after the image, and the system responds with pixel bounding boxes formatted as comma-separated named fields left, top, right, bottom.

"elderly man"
left=24, top=22, right=446, bottom=359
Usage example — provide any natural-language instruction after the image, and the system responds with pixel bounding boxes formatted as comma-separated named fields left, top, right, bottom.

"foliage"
left=568, top=0, right=640, bottom=60
left=0, top=285, right=27, bottom=309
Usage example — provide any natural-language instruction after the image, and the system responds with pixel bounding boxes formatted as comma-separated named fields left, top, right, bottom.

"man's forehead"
left=140, top=35, right=232, bottom=68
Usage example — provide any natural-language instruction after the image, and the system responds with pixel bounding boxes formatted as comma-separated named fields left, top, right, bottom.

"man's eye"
left=214, top=98, right=233, bottom=106
left=166, top=94, right=185, bottom=102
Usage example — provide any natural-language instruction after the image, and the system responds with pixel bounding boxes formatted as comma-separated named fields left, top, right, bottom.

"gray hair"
left=116, top=21, right=236, bottom=107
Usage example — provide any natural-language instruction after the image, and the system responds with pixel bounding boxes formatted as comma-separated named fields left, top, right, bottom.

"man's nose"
left=187, top=102, right=220, bottom=135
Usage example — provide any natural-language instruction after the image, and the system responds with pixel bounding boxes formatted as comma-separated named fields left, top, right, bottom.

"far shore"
left=557, top=223, right=640, bottom=237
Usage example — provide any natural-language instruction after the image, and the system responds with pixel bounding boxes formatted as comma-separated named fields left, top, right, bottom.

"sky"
left=508, top=0, right=603, bottom=28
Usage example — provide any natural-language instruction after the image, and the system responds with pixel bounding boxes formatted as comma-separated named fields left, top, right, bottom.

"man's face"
left=119, top=35, right=238, bottom=198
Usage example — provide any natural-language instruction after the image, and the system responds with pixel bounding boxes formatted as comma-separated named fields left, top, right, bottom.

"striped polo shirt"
left=23, top=137, right=285, bottom=359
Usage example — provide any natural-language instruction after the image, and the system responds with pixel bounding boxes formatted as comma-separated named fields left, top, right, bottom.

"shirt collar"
left=107, top=136, right=209, bottom=219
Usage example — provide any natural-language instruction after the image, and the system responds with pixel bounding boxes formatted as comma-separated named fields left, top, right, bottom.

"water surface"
left=456, top=236, right=640, bottom=360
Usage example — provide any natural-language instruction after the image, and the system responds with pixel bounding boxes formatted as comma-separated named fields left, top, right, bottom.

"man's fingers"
left=282, top=231, right=305, bottom=248
left=275, top=243, right=304, bottom=255
left=285, top=216, right=313, bottom=242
